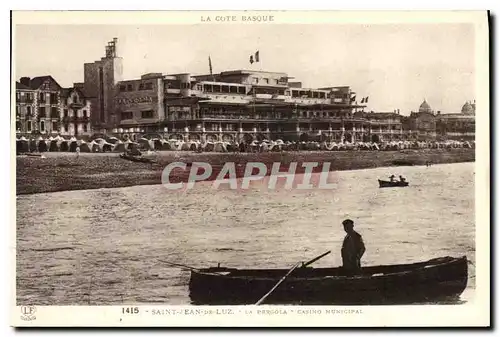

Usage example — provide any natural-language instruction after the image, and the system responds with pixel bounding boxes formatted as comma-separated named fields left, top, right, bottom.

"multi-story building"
left=355, top=110, right=406, bottom=142
left=407, top=100, right=438, bottom=140
left=436, top=101, right=476, bottom=140
left=16, top=76, right=62, bottom=136
left=76, top=38, right=474, bottom=144
left=59, top=87, right=92, bottom=137
left=84, top=38, right=123, bottom=132
left=15, top=76, right=92, bottom=137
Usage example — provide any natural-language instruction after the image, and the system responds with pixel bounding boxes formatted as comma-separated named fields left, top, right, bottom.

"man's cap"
left=342, top=219, right=354, bottom=226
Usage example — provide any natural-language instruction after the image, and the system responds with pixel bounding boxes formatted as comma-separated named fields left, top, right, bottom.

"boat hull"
left=188, top=256, right=468, bottom=305
left=378, top=179, right=409, bottom=188
left=119, top=154, right=153, bottom=163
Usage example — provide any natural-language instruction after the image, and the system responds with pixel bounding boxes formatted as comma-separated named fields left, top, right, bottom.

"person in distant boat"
left=389, top=174, right=395, bottom=182
left=399, top=175, right=406, bottom=183
left=75, top=146, right=80, bottom=159
left=341, top=219, right=366, bottom=275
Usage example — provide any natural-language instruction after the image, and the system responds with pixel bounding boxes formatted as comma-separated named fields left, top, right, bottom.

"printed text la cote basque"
left=201, top=15, right=275, bottom=22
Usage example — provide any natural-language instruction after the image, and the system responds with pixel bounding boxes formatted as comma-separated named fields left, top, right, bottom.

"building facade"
left=435, top=101, right=476, bottom=140
left=84, top=37, right=123, bottom=132
left=71, top=38, right=475, bottom=144
left=15, top=76, right=92, bottom=138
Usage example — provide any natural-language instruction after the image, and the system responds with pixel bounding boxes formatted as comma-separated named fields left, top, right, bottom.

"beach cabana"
left=113, top=140, right=126, bottom=152
left=214, top=142, right=227, bottom=152
left=59, top=140, right=70, bottom=152
left=100, top=141, right=114, bottom=152
left=107, top=136, right=119, bottom=144
left=16, top=137, right=29, bottom=154
left=37, top=137, right=47, bottom=152
left=203, top=142, right=215, bottom=152
left=48, top=137, right=59, bottom=152
left=151, top=138, right=162, bottom=150
left=138, top=138, right=153, bottom=150
left=89, top=140, right=100, bottom=152
left=158, top=140, right=172, bottom=151
left=79, top=140, right=91, bottom=152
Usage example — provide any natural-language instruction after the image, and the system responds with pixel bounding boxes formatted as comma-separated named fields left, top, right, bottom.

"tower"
left=84, top=38, right=123, bottom=131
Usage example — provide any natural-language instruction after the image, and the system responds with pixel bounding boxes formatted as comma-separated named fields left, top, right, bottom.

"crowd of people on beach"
left=16, top=135, right=475, bottom=155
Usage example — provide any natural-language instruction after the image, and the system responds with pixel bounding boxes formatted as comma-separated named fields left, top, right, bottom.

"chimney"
left=20, top=77, right=30, bottom=87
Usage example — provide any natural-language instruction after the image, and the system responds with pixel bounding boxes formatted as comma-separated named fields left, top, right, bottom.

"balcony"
left=77, top=116, right=90, bottom=123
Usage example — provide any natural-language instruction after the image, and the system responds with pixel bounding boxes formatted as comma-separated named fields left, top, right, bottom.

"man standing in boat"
left=341, top=219, right=366, bottom=275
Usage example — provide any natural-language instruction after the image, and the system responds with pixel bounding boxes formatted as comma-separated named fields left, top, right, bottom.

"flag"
left=255, top=51, right=260, bottom=62
left=249, top=55, right=254, bottom=64
left=365, top=96, right=369, bottom=103
left=208, top=56, right=213, bottom=75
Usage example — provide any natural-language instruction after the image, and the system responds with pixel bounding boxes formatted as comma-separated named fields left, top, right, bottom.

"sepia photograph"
left=11, top=10, right=490, bottom=327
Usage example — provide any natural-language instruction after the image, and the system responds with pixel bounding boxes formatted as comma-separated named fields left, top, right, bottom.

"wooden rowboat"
left=378, top=179, right=409, bottom=188
left=119, top=153, right=154, bottom=163
left=188, top=256, right=468, bottom=305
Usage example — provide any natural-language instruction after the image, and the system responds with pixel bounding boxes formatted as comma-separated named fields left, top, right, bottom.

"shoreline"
left=16, top=148, right=475, bottom=195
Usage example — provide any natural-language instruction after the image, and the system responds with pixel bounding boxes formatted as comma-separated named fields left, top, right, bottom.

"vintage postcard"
left=11, top=10, right=490, bottom=327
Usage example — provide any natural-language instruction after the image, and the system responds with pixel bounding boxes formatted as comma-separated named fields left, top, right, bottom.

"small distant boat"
left=188, top=256, right=468, bottom=305
left=378, top=179, right=409, bottom=188
left=119, top=153, right=154, bottom=163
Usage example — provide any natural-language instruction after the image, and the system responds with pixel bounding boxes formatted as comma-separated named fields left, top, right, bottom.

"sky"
left=14, top=23, right=475, bottom=115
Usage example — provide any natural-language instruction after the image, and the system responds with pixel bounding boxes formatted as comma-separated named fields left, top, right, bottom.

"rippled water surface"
left=17, top=162, right=475, bottom=305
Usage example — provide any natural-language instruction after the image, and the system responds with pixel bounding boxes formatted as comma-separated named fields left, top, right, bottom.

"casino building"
left=79, top=38, right=475, bottom=143
left=84, top=38, right=369, bottom=143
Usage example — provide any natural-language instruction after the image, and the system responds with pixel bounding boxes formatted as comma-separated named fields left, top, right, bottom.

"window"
left=64, top=109, right=68, bottom=118
left=16, top=106, right=19, bottom=115
left=121, top=111, right=133, bottom=120
left=127, top=84, right=133, bottom=91
left=145, top=82, right=153, bottom=90
left=50, top=93, right=57, bottom=103
left=264, top=78, right=269, bottom=84
left=64, top=123, right=69, bottom=132
left=27, top=121, right=32, bottom=132
left=83, top=124, right=88, bottom=132
left=139, top=83, right=145, bottom=90
left=83, top=110, right=87, bottom=118
left=16, top=92, right=20, bottom=101
left=40, top=121, right=45, bottom=132
left=275, top=79, right=279, bottom=85
left=39, top=93, right=46, bottom=102
left=141, top=110, right=154, bottom=119
left=52, top=121, right=58, bottom=131
left=39, top=107, right=46, bottom=118
left=26, top=93, right=32, bottom=101
left=16, top=121, right=21, bottom=131
left=119, top=85, right=126, bottom=92
left=27, top=106, right=32, bottom=115
left=51, top=107, right=58, bottom=118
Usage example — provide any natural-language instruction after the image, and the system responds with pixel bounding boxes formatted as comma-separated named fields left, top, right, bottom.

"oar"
left=158, top=260, right=202, bottom=272
left=255, top=262, right=301, bottom=306
left=301, top=250, right=331, bottom=268
left=255, top=251, right=331, bottom=305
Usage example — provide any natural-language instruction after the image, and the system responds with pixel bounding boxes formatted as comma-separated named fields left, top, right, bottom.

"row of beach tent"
left=16, top=135, right=475, bottom=154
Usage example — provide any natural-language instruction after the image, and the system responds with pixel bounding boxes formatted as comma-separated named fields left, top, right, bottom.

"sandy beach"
left=16, top=148, right=475, bottom=195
